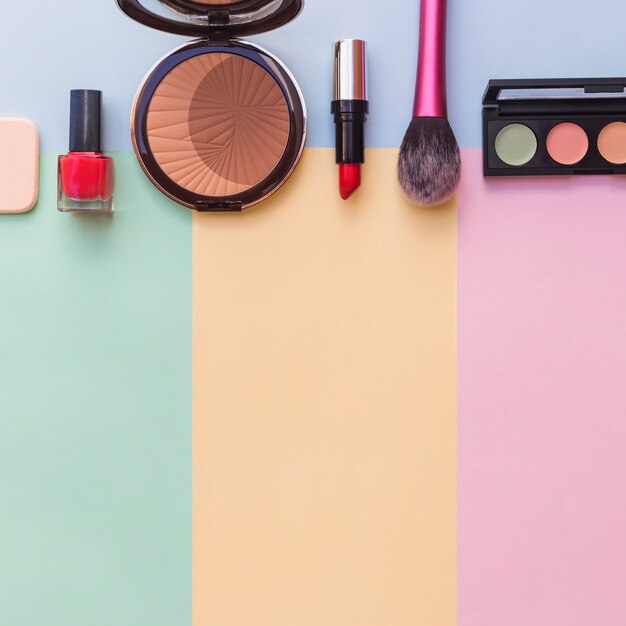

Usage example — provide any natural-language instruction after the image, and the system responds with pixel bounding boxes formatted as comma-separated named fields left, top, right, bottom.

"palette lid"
left=483, top=78, right=626, bottom=110
left=117, top=0, right=303, bottom=37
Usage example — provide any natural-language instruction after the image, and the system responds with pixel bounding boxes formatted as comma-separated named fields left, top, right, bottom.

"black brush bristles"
left=398, top=117, right=461, bottom=206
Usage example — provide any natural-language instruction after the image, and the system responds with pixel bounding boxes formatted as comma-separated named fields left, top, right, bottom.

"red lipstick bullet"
left=332, top=39, right=368, bottom=200
left=339, top=163, right=362, bottom=200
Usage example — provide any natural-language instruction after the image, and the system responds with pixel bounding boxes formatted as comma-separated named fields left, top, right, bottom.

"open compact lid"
left=483, top=78, right=626, bottom=112
left=117, top=0, right=303, bottom=37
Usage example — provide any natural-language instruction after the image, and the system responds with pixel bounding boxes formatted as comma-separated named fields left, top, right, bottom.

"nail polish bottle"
left=58, top=90, right=114, bottom=213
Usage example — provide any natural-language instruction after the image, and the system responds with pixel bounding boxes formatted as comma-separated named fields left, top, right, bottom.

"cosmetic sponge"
left=0, top=119, right=39, bottom=213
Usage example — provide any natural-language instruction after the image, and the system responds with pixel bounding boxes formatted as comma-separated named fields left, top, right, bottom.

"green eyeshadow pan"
left=495, top=124, right=538, bottom=166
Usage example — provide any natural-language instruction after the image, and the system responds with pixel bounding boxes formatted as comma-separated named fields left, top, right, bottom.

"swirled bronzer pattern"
left=147, top=52, right=290, bottom=197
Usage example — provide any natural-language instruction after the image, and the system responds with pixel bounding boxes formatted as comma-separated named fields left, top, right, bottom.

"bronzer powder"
left=147, top=53, right=290, bottom=198
left=119, top=0, right=306, bottom=211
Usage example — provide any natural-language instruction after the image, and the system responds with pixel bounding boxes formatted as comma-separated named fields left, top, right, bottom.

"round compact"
left=117, top=0, right=306, bottom=211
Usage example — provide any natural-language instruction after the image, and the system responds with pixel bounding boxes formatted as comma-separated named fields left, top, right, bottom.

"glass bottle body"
left=58, top=152, right=114, bottom=213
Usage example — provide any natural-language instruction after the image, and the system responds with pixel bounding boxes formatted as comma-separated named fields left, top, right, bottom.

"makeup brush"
left=398, top=0, right=461, bottom=206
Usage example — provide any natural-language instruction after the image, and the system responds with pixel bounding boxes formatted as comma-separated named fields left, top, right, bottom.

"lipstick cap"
left=333, top=39, right=367, bottom=102
left=69, top=89, right=102, bottom=153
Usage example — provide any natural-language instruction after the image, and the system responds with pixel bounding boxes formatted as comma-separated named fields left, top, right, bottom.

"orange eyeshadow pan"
left=597, top=122, right=626, bottom=165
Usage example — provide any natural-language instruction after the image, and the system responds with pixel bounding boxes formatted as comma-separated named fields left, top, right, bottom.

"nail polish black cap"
left=69, top=89, right=101, bottom=153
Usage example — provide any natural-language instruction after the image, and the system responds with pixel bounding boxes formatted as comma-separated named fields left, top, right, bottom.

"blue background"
left=2, top=0, right=626, bottom=152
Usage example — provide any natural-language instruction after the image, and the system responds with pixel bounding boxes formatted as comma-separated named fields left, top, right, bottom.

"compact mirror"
left=118, top=0, right=302, bottom=34
left=159, top=0, right=287, bottom=23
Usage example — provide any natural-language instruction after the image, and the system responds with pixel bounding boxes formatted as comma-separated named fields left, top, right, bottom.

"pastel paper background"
left=458, top=150, right=626, bottom=626
left=0, top=0, right=625, bottom=625
left=193, top=150, right=457, bottom=626
left=2, top=0, right=626, bottom=151
left=0, top=155, right=191, bottom=626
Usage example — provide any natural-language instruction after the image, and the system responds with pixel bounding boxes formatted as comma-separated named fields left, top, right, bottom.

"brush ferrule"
left=413, top=0, right=448, bottom=119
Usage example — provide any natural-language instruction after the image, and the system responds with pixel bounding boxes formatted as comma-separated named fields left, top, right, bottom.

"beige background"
left=193, top=149, right=457, bottom=626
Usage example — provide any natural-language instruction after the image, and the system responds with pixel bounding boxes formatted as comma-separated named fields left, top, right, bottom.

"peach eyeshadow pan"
left=546, top=123, right=589, bottom=165
left=146, top=52, right=290, bottom=198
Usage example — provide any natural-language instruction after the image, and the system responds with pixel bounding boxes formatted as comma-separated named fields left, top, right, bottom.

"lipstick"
left=332, top=39, right=368, bottom=200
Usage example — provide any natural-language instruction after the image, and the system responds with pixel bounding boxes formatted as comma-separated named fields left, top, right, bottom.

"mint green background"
left=0, top=154, right=191, bottom=626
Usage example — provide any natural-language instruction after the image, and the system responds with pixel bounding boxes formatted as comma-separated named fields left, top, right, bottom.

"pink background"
left=458, top=149, right=626, bottom=626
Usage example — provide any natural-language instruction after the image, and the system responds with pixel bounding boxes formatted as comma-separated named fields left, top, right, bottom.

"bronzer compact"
left=483, top=78, right=626, bottom=176
left=117, top=0, right=306, bottom=211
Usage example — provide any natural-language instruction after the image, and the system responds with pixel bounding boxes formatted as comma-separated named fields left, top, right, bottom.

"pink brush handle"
left=413, top=0, right=448, bottom=118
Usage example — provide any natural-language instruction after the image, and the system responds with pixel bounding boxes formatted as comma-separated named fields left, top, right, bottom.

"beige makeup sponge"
left=0, top=119, right=39, bottom=213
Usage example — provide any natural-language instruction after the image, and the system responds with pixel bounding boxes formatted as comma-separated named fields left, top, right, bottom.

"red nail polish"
left=58, top=90, right=114, bottom=213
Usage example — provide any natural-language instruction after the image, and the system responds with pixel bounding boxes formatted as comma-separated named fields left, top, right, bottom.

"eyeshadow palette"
left=483, top=78, right=626, bottom=176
